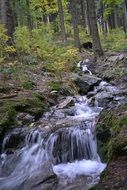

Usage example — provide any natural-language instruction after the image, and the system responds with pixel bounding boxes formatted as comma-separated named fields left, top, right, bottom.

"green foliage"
left=14, top=26, right=79, bottom=81
left=48, top=81, right=62, bottom=91
left=101, top=28, right=127, bottom=51
left=0, top=24, right=16, bottom=63
left=102, top=0, right=122, bottom=6
left=21, top=80, right=36, bottom=90
left=31, top=0, right=58, bottom=15
left=0, top=102, right=17, bottom=127
left=0, top=24, right=9, bottom=61
left=53, top=47, right=79, bottom=80
left=79, top=28, right=91, bottom=43
left=31, top=25, right=53, bottom=60
left=101, top=0, right=123, bottom=18
left=14, top=26, right=31, bottom=54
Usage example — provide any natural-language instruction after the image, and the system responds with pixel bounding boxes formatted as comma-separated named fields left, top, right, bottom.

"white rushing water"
left=52, top=96, right=106, bottom=187
left=0, top=96, right=106, bottom=190
left=54, top=159, right=106, bottom=180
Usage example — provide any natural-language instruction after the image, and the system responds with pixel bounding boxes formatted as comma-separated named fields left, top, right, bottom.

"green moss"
left=109, top=135, right=127, bottom=158
left=0, top=102, right=17, bottom=128
left=48, top=81, right=62, bottom=91
left=0, top=85, right=12, bottom=94
left=21, top=80, right=36, bottom=90
left=119, top=115, right=127, bottom=127
left=13, top=96, right=45, bottom=118
left=97, top=108, right=127, bottom=161
left=0, top=93, right=46, bottom=131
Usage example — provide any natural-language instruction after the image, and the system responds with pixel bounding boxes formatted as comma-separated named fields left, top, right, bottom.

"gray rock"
left=107, top=56, right=119, bottom=62
left=17, top=113, right=35, bottom=125
left=93, top=91, right=113, bottom=107
left=56, top=175, right=95, bottom=190
left=0, top=161, right=58, bottom=190
left=1, top=127, right=29, bottom=153
left=118, top=54, right=125, bottom=60
left=58, top=97, right=74, bottom=109
left=72, top=73, right=101, bottom=94
left=23, top=161, right=58, bottom=190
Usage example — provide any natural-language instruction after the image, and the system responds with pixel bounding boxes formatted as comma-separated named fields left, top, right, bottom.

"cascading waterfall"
left=0, top=95, right=106, bottom=190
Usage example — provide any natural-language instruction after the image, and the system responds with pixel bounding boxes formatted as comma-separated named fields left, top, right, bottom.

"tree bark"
left=86, top=0, right=103, bottom=57
left=80, top=0, right=87, bottom=29
left=0, top=0, right=14, bottom=38
left=125, top=0, right=127, bottom=10
left=124, top=0, right=127, bottom=35
left=70, top=0, right=80, bottom=48
left=57, top=0, right=67, bottom=43
left=26, top=0, right=33, bottom=30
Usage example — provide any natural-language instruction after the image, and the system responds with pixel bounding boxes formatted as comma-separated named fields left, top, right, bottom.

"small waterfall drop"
left=0, top=95, right=106, bottom=190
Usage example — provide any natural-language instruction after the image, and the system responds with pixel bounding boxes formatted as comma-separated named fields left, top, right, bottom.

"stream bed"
left=0, top=78, right=125, bottom=190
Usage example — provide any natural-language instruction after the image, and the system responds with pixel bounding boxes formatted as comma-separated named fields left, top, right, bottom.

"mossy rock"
left=21, top=80, right=36, bottom=90
left=97, top=105, right=127, bottom=161
left=48, top=80, right=77, bottom=96
left=48, top=81, right=62, bottom=91
left=0, top=93, right=47, bottom=135
left=0, top=102, right=17, bottom=127
left=0, top=85, right=12, bottom=94
left=109, top=133, right=127, bottom=158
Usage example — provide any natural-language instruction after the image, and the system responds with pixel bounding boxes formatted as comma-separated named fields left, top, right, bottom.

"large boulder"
left=1, top=127, right=29, bottom=154
left=0, top=161, right=58, bottom=190
left=23, top=161, right=58, bottom=190
left=89, top=81, right=126, bottom=108
left=72, top=73, right=101, bottom=94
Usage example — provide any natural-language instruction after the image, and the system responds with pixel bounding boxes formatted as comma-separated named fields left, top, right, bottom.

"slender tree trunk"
left=124, top=0, right=127, bottom=35
left=125, top=0, right=127, bottom=9
left=86, top=0, right=91, bottom=35
left=114, top=7, right=119, bottom=28
left=57, top=0, right=67, bottom=43
left=70, top=0, right=80, bottom=48
left=26, top=0, right=33, bottom=30
left=100, top=3, right=107, bottom=36
left=0, top=0, right=14, bottom=39
left=80, top=0, right=87, bottom=29
left=86, top=0, right=103, bottom=57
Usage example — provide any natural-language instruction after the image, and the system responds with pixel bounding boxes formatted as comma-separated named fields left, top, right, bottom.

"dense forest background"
left=0, top=0, right=127, bottom=87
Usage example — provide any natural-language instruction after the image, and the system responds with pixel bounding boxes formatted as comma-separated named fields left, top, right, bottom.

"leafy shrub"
left=13, top=26, right=79, bottom=81
left=101, top=28, right=127, bottom=51
left=0, top=24, right=16, bottom=63
left=79, top=28, right=91, bottom=43
left=21, top=80, right=36, bottom=90
left=48, top=81, right=62, bottom=91
left=14, top=26, right=31, bottom=54
left=44, top=46, right=79, bottom=80
left=31, top=25, right=53, bottom=60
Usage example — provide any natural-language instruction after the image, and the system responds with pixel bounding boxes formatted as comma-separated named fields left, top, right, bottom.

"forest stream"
left=0, top=0, right=127, bottom=189
left=0, top=71, right=126, bottom=190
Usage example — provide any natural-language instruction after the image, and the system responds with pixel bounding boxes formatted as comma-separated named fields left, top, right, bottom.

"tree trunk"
left=57, top=0, right=67, bottom=43
left=125, top=0, right=127, bottom=9
left=26, top=0, right=33, bottom=30
left=86, top=0, right=103, bottom=57
left=80, top=0, right=87, bottom=29
left=0, top=0, right=14, bottom=39
left=70, top=0, right=80, bottom=48
left=100, top=3, right=108, bottom=36
left=124, top=0, right=127, bottom=35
